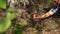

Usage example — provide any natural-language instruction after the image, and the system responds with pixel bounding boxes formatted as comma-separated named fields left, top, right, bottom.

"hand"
left=33, top=13, right=42, bottom=19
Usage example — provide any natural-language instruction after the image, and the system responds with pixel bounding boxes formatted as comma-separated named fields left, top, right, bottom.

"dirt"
left=6, top=0, right=60, bottom=34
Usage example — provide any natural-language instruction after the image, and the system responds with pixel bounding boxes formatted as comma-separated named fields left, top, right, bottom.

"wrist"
left=36, top=15, right=44, bottom=19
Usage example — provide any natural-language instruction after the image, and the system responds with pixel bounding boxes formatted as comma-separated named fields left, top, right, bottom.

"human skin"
left=54, top=0, right=60, bottom=3
left=33, top=10, right=55, bottom=19
left=33, top=0, right=60, bottom=19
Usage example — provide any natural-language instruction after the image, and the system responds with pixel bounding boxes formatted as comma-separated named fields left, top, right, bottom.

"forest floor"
left=6, top=0, right=60, bottom=34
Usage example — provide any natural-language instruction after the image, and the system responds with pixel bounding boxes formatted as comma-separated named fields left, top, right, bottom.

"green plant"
left=6, top=8, right=16, bottom=20
left=16, top=19, right=28, bottom=26
left=0, top=8, right=16, bottom=33
left=0, top=17, right=11, bottom=33
left=14, top=26, right=23, bottom=34
left=0, top=0, right=6, bottom=9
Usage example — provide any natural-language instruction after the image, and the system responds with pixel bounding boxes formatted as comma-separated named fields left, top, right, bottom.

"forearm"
left=37, top=11, right=53, bottom=19
left=37, top=8, right=58, bottom=19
